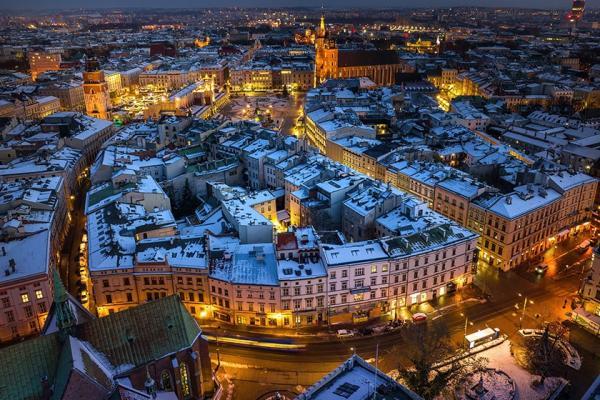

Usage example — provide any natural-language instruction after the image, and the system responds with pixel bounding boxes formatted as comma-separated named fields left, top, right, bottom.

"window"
left=24, top=305, right=33, bottom=318
left=38, top=302, right=47, bottom=313
left=330, top=271, right=336, bottom=279
left=355, top=268, right=364, bottom=276
left=21, top=293, right=29, bottom=303
left=102, top=279, right=109, bottom=288
left=355, top=279, right=363, bottom=288
left=342, top=270, right=348, bottom=278
left=123, top=277, right=130, bottom=286
left=306, top=298, right=313, bottom=308
left=371, top=265, right=377, bottom=273
left=35, top=290, right=43, bottom=299
left=189, top=293, right=195, bottom=302
left=330, top=283, right=336, bottom=292
left=294, top=299, right=301, bottom=309
left=5, top=310, right=14, bottom=322
left=180, top=363, right=191, bottom=398
left=161, top=370, right=173, bottom=391
left=294, top=287, right=301, bottom=296
left=1, top=298, right=10, bottom=308
left=126, top=293, right=133, bottom=302
left=370, top=277, right=377, bottom=286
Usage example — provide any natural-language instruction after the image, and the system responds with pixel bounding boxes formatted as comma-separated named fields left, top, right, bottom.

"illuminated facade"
left=83, top=59, right=112, bottom=121
left=567, top=0, right=585, bottom=23
left=314, top=13, right=412, bottom=87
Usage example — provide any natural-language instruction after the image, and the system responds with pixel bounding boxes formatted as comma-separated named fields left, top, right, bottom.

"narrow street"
left=58, top=178, right=93, bottom=311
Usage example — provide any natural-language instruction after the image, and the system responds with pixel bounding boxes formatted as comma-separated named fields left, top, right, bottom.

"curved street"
left=209, top=250, right=600, bottom=399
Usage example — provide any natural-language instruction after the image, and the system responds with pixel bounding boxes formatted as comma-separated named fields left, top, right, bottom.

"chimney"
left=1, top=246, right=5, bottom=256
left=9, top=258, right=15, bottom=272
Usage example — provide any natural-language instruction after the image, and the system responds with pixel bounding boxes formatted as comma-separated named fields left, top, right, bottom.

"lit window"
left=180, top=363, right=191, bottom=397
left=21, top=293, right=29, bottom=303
left=35, top=290, right=43, bottom=299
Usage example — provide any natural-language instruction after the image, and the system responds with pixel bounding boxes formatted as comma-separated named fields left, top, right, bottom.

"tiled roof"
left=76, top=295, right=200, bottom=369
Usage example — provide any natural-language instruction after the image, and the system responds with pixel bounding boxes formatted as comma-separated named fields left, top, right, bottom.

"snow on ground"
left=479, top=341, right=566, bottom=400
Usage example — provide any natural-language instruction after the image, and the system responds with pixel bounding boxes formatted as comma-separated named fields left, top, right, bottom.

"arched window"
left=160, top=370, right=173, bottom=391
left=179, top=363, right=191, bottom=397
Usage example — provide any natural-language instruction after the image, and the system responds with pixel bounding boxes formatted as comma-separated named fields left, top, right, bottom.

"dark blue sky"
left=0, top=0, right=598, bottom=9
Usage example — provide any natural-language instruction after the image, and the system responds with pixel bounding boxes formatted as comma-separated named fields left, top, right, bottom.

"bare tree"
left=522, top=321, right=569, bottom=385
left=398, top=321, right=487, bottom=400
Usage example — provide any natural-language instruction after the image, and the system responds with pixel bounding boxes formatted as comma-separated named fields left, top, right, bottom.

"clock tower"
left=83, top=58, right=112, bottom=121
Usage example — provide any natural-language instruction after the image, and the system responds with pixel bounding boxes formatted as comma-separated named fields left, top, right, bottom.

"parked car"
left=578, top=239, right=591, bottom=252
left=412, top=313, right=428, bottom=324
left=80, top=291, right=88, bottom=303
left=535, top=264, right=548, bottom=274
left=336, top=329, right=355, bottom=338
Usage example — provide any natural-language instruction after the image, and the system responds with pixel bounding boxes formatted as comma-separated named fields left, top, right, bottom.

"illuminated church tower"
left=83, top=58, right=112, bottom=121
left=314, top=10, right=338, bottom=87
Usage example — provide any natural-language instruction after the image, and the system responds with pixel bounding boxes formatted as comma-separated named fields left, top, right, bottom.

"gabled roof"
left=75, top=295, right=200, bottom=370
left=0, top=334, right=63, bottom=400
left=0, top=295, right=201, bottom=400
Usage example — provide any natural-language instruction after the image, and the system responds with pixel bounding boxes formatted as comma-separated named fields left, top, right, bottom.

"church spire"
left=53, top=268, right=75, bottom=335
left=319, top=3, right=326, bottom=38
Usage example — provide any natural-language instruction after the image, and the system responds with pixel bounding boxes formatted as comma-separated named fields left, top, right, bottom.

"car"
left=535, top=264, right=548, bottom=274
left=578, top=239, right=591, bottom=252
left=80, top=292, right=88, bottom=303
left=79, top=266, right=87, bottom=275
left=336, top=329, right=355, bottom=338
left=412, top=313, right=428, bottom=324
left=81, top=233, right=88, bottom=243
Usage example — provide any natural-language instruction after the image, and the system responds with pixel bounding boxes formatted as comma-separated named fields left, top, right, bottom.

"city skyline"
left=2, top=0, right=600, bottom=10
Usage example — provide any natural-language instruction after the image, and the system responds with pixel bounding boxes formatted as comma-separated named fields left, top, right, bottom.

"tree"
left=522, top=321, right=568, bottom=385
left=397, top=321, right=487, bottom=400
left=175, top=179, right=199, bottom=218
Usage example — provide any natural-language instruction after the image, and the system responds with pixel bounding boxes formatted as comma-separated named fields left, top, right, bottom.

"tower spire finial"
left=53, top=268, right=76, bottom=335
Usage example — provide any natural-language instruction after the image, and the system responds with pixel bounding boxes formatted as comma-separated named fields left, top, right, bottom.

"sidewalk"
left=201, top=286, right=484, bottom=344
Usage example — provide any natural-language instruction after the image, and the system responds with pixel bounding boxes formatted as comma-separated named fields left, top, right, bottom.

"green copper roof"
left=0, top=295, right=201, bottom=399
left=0, top=334, right=62, bottom=400
left=76, top=295, right=201, bottom=369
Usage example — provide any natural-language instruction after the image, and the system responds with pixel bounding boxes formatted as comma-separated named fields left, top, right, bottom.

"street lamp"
left=516, top=293, right=534, bottom=329
left=460, top=312, right=473, bottom=348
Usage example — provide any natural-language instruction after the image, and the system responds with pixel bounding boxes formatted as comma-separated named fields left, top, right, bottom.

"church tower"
left=83, top=58, right=112, bottom=121
left=314, top=9, right=337, bottom=87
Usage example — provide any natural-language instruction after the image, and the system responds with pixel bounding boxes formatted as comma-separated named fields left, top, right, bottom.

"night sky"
left=0, top=0, right=598, bottom=10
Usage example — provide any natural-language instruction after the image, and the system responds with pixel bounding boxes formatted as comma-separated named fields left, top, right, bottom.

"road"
left=211, top=241, right=599, bottom=399
left=58, top=178, right=93, bottom=311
